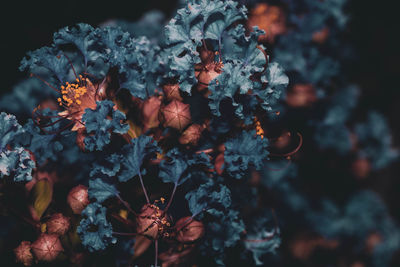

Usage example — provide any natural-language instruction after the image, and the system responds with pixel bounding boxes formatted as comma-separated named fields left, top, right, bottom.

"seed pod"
left=67, top=185, right=89, bottom=214
left=14, top=241, right=33, bottom=266
left=175, top=217, right=205, bottom=243
left=179, top=124, right=204, bottom=145
left=76, top=128, right=86, bottom=151
left=31, top=234, right=63, bottom=262
left=162, top=100, right=191, bottom=131
left=163, top=84, right=183, bottom=101
left=46, top=213, right=70, bottom=236
left=141, top=96, right=162, bottom=131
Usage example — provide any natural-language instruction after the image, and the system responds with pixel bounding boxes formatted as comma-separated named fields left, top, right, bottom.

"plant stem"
left=164, top=182, right=178, bottom=212
left=116, top=194, right=137, bottom=216
left=154, top=239, right=159, bottom=267
left=138, top=170, right=150, bottom=204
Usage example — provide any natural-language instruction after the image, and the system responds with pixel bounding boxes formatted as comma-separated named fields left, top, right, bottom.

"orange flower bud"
left=46, top=213, right=70, bottom=236
left=31, top=234, right=63, bottom=262
left=67, top=185, right=89, bottom=214
left=14, top=241, right=33, bottom=266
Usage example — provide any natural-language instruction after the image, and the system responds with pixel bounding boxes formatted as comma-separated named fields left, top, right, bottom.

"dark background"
left=1, top=0, right=399, bottom=225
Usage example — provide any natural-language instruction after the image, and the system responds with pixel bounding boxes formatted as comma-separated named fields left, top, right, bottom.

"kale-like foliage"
left=53, top=23, right=101, bottom=68
left=90, top=135, right=160, bottom=182
left=244, top=212, right=280, bottom=265
left=0, top=147, right=35, bottom=182
left=185, top=179, right=245, bottom=257
left=82, top=100, right=129, bottom=151
left=19, top=46, right=71, bottom=83
left=0, top=112, right=24, bottom=149
left=95, top=27, right=162, bottom=98
left=224, top=130, right=269, bottom=178
left=0, top=113, right=35, bottom=182
left=88, top=178, right=119, bottom=203
left=77, top=202, right=117, bottom=252
left=355, top=112, right=398, bottom=169
left=159, top=148, right=211, bottom=185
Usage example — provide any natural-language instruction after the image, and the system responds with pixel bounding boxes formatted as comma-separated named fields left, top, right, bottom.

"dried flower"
left=46, top=213, right=70, bottom=235
left=14, top=241, right=33, bottom=266
left=31, top=234, right=63, bottom=261
left=67, top=185, right=89, bottom=214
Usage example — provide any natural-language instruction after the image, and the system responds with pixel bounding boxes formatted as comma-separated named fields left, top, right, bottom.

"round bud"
left=46, top=213, right=70, bottom=235
left=162, top=100, right=191, bottom=131
left=162, top=84, right=183, bottom=101
left=286, top=84, right=317, bottom=108
left=141, top=96, right=162, bottom=131
left=179, top=124, right=204, bottom=145
left=67, top=185, right=89, bottom=214
left=352, top=158, right=371, bottom=179
left=14, top=241, right=33, bottom=266
left=175, top=217, right=205, bottom=243
left=31, top=234, right=63, bottom=262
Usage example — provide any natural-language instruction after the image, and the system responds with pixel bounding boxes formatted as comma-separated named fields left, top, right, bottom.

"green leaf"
left=30, top=179, right=53, bottom=220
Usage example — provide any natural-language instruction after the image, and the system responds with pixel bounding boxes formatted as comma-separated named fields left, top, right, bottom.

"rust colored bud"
left=175, top=217, right=205, bottom=243
left=199, top=49, right=215, bottom=64
left=67, top=185, right=89, bottom=214
left=214, top=152, right=225, bottom=175
left=352, top=158, right=371, bottom=179
left=286, top=84, right=317, bottom=108
left=163, top=84, right=183, bottom=101
left=179, top=124, right=204, bottom=145
left=247, top=3, right=287, bottom=43
left=162, top=100, right=191, bottom=131
left=31, top=234, right=63, bottom=262
left=195, top=62, right=223, bottom=91
left=141, top=96, right=162, bottom=131
left=312, top=27, right=330, bottom=44
left=14, top=241, right=33, bottom=266
left=366, top=232, right=382, bottom=253
left=46, top=213, right=70, bottom=236
left=76, top=128, right=86, bottom=151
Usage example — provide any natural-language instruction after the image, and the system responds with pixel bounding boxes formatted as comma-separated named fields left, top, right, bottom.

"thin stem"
left=154, top=239, right=159, bottom=267
left=116, top=194, right=138, bottom=216
left=112, top=232, right=138, bottom=237
left=61, top=53, right=78, bottom=79
left=30, top=73, right=60, bottom=93
left=164, top=182, right=178, bottom=212
left=138, top=170, right=150, bottom=204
